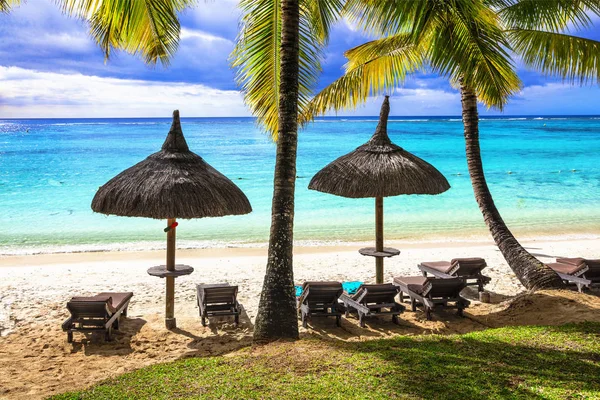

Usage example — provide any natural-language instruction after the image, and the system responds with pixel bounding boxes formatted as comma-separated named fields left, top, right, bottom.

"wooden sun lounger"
left=418, top=257, right=491, bottom=292
left=196, top=283, right=241, bottom=327
left=296, top=281, right=343, bottom=328
left=547, top=262, right=592, bottom=292
left=62, top=292, right=133, bottom=342
left=556, top=257, right=600, bottom=288
left=339, top=283, right=404, bottom=327
left=393, top=276, right=469, bottom=320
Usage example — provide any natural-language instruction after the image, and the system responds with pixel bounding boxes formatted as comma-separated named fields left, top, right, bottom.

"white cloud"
left=180, top=28, right=233, bottom=44
left=0, top=66, right=250, bottom=118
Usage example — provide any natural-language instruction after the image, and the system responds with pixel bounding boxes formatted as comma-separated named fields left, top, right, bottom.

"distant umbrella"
left=92, top=110, right=252, bottom=328
left=309, top=96, right=449, bottom=283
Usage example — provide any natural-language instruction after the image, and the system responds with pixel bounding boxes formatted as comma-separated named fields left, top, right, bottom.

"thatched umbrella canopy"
left=309, top=96, right=449, bottom=282
left=92, top=110, right=252, bottom=328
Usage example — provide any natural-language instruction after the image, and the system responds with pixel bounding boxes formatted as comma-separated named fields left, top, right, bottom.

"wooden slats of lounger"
left=339, top=283, right=404, bottom=327
left=556, top=257, right=600, bottom=283
left=547, top=262, right=592, bottom=292
left=418, top=257, right=490, bottom=292
left=62, top=292, right=133, bottom=342
left=196, top=283, right=241, bottom=327
left=393, top=276, right=469, bottom=320
left=297, top=281, right=343, bottom=328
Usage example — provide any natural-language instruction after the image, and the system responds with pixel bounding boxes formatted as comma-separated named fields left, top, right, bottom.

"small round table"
left=147, top=264, right=194, bottom=278
left=358, top=247, right=401, bottom=258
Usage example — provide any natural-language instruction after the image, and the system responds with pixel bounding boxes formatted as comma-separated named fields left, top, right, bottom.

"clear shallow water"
left=1, top=116, right=599, bottom=254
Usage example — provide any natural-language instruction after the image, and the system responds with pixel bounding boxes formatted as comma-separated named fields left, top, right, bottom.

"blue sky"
left=1, top=0, right=600, bottom=118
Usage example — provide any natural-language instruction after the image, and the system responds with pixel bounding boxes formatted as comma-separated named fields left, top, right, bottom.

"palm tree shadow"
left=325, top=322, right=600, bottom=399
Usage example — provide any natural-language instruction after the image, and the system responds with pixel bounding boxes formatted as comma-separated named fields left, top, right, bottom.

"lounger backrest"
left=300, top=282, right=342, bottom=305
left=428, top=278, right=466, bottom=298
left=201, top=286, right=238, bottom=305
left=354, top=284, right=399, bottom=304
left=67, top=300, right=112, bottom=319
left=450, top=258, right=487, bottom=276
left=556, top=258, right=600, bottom=280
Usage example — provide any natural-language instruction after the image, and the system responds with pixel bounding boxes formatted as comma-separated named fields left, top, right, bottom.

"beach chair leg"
left=301, top=312, right=308, bottom=328
left=411, top=298, right=417, bottom=312
left=358, top=314, right=365, bottom=328
left=392, top=314, right=398, bottom=325
left=457, top=306, right=464, bottom=317
left=234, top=314, right=239, bottom=327
left=201, top=313, right=207, bottom=327
left=123, top=307, right=128, bottom=317
left=425, top=307, right=432, bottom=321
left=113, top=318, right=120, bottom=330
left=478, top=281, right=484, bottom=293
left=399, top=292, right=404, bottom=303
left=67, top=331, right=73, bottom=343
left=105, top=327, right=112, bottom=342
left=336, top=315, right=341, bottom=327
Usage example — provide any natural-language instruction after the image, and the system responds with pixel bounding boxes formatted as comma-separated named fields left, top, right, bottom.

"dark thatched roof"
left=308, top=96, right=450, bottom=198
left=91, top=110, right=252, bottom=219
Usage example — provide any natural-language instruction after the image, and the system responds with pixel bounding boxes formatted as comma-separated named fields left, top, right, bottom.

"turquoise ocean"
left=1, top=116, right=599, bottom=255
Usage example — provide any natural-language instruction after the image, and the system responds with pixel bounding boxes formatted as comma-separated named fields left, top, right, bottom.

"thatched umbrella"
left=309, top=96, right=450, bottom=283
left=92, top=110, right=252, bottom=329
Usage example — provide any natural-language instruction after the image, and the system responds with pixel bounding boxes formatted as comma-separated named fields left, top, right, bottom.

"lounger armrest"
left=340, top=293, right=370, bottom=315
left=417, top=264, right=454, bottom=279
left=62, top=317, right=74, bottom=331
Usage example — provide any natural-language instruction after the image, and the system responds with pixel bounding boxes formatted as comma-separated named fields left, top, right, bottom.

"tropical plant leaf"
left=303, top=35, right=427, bottom=121
left=59, top=0, right=195, bottom=65
left=232, top=0, right=343, bottom=139
left=0, top=0, right=21, bottom=13
left=498, top=0, right=600, bottom=32
left=509, top=29, right=600, bottom=84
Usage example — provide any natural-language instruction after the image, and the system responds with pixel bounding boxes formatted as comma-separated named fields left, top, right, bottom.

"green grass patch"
left=51, top=323, right=600, bottom=400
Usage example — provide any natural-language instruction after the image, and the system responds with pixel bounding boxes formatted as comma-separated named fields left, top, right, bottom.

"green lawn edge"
left=51, top=322, right=600, bottom=400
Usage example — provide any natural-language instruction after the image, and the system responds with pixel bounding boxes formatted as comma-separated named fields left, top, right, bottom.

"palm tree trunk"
left=460, top=82, right=563, bottom=291
left=253, top=0, right=300, bottom=342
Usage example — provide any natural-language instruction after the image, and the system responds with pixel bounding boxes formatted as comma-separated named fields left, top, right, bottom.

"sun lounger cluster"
left=295, top=257, right=491, bottom=328
left=62, top=255, right=598, bottom=341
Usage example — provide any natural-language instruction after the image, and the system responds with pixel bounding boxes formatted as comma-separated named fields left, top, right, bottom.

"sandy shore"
left=1, top=237, right=599, bottom=399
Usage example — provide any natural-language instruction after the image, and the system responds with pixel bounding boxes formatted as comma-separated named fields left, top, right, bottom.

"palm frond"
left=303, top=0, right=344, bottom=43
left=0, top=0, right=21, bottom=13
left=302, top=35, right=427, bottom=122
left=509, top=29, right=600, bottom=84
left=424, top=0, right=521, bottom=108
left=498, top=0, right=600, bottom=32
left=344, top=0, right=439, bottom=37
left=60, top=0, right=194, bottom=65
left=231, top=0, right=342, bottom=139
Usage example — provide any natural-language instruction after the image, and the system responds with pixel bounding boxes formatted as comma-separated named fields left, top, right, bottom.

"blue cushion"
left=295, top=285, right=303, bottom=297
left=342, top=281, right=363, bottom=295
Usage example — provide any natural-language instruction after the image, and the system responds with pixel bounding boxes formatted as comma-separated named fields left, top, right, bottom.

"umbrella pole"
left=375, top=197, right=384, bottom=283
left=165, top=217, right=177, bottom=329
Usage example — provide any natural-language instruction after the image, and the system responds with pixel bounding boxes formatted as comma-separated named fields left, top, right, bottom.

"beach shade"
left=308, top=97, right=450, bottom=283
left=91, top=110, right=252, bottom=329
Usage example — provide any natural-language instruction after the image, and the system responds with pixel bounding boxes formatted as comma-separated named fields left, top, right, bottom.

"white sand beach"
left=1, top=236, right=600, bottom=399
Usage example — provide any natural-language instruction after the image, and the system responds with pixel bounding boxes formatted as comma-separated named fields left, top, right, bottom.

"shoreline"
left=2, top=233, right=599, bottom=267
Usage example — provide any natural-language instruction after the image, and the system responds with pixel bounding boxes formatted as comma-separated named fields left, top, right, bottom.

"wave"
left=50, top=122, right=110, bottom=126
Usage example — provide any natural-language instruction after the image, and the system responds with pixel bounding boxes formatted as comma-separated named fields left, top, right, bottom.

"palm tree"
left=305, top=0, right=600, bottom=291
left=1, top=0, right=192, bottom=65
left=232, top=0, right=343, bottom=341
